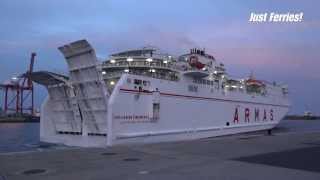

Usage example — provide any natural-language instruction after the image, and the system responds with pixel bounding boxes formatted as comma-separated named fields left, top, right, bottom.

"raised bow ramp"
left=40, top=40, right=109, bottom=147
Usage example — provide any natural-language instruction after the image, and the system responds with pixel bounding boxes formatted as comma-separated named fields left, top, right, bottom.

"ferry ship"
left=30, top=40, right=290, bottom=147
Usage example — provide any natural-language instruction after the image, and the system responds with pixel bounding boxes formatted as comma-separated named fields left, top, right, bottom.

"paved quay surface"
left=1, top=121, right=320, bottom=180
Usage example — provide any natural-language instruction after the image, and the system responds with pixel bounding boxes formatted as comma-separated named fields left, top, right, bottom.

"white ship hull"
left=109, top=74, right=289, bottom=145
left=40, top=73, right=289, bottom=147
left=35, top=40, right=290, bottom=147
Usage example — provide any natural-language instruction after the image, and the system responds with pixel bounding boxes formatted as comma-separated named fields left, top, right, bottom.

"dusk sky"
left=0, top=0, right=319, bottom=114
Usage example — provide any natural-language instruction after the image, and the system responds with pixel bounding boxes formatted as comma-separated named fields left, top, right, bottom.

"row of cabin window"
left=123, top=70, right=178, bottom=81
left=188, top=85, right=198, bottom=92
left=133, top=79, right=150, bottom=86
left=193, top=79, right=219, bottom=86
left=108, top=60, right=169, bottom=67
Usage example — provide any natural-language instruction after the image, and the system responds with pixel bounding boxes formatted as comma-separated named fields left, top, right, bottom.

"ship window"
left=152, top=103, right=160, bottom=121
left=127, top=78, right=132, bottom=84
left=134, top=79, right=142, bottom=85
left=188, top=85, right=198, bottom=92
left=143, top=80, right=150, bottom=86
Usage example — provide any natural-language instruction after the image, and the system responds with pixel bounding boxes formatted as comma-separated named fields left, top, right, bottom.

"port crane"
left=0, top=53, right=36, bottom=115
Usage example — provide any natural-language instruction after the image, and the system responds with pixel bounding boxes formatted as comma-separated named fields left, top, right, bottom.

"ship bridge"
left=110, top=48, right=156, bottom=57
left=101, top=48, right=179, bottom=93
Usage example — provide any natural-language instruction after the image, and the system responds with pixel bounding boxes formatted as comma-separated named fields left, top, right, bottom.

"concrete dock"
left=1, top=121, right=320, bottom=179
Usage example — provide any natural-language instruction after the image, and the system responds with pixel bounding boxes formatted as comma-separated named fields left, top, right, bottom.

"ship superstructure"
left=31, top=40, right=290, bottom=147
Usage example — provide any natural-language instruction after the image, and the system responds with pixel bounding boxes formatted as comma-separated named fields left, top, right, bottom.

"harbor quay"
left=1, top=121, right=320, bottom=180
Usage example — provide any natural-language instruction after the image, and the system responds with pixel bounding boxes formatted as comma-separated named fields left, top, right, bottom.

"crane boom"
left=28, top=53, right=36, bottom=86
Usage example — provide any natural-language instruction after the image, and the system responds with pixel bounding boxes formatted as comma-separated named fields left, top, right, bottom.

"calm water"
left=0, top=123, right=40, bottom=153
left=1, top=120, right=320, bottom=153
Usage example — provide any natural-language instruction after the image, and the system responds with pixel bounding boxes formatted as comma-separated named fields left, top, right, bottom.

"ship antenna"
left=249, top=70, right=255, bottom=79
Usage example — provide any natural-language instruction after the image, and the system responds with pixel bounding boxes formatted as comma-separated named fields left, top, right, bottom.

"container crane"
left=0, top=53, right=36, bottom=115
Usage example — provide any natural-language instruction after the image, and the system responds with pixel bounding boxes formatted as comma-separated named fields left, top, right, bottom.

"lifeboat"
left=246, top=79, right=265, bottom=87
left=188, top=55, right=205, bottom=69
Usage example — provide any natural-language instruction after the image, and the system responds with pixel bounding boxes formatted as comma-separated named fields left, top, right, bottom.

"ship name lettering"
left=245, top=108, right=250, bottom=122
left=255, top=108, right=260, bottom=121
left=233, top=107, right=275, bottom=123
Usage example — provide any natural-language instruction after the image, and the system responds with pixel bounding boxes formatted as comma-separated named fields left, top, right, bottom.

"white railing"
left=102, top=61, right=173, bottom=70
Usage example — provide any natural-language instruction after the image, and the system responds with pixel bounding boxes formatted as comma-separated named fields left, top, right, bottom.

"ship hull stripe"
left=119, top=88, right=290, bottom=108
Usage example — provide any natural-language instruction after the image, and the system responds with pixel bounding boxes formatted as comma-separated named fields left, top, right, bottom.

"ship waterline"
left=31, top=40, right=290, bottom=147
